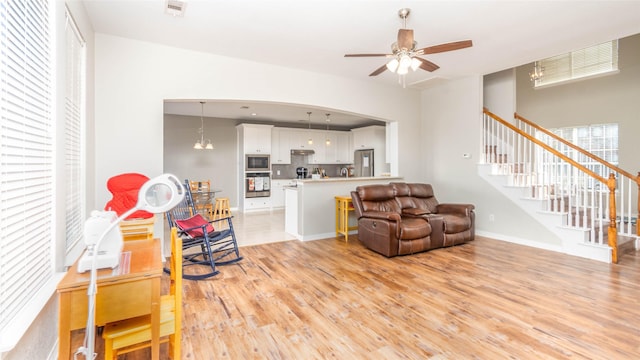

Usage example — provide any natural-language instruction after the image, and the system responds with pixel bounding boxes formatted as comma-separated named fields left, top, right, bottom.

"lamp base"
left=77, top=248, right=122, bottom=273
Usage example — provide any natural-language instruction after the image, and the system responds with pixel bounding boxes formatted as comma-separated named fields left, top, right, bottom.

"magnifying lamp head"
left=135, top=173, right=185, bottom=213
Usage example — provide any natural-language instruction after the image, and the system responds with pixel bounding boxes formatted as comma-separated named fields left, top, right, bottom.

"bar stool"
left=335, top=195, right=357, bottom=242
left=213, top=197, right=231, bottom=221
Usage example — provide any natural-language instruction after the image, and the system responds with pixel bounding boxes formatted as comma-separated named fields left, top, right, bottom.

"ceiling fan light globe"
left=193, top=141, right=203, bottom=150
left=399, top=54, right=412, bottom=69
left=397, top=66, right=409, bottom=75
left=205, top=142, right=214, bottom=150
left=410, top=57, right=421, bottom=71
left=386, top=58, right=399, bottom=72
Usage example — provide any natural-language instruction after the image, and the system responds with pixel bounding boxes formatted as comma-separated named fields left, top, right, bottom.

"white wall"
left=94, top=34, right=423, bottom=216
left=483, top=68, right=516, bottom=122
left=163, top=114, right=239, bottom=206
left=422, top=76, right=561, bottom=248
left=516, top=34, right=640, bottom=174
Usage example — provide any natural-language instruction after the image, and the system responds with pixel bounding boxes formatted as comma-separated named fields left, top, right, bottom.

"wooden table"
left=191, top=189, right=221, bottom=219
left=57, top=239, right=163, bottom=360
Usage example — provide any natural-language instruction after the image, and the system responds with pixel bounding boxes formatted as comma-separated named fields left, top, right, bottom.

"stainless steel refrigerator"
left=353, top=149, right=374, bottom=177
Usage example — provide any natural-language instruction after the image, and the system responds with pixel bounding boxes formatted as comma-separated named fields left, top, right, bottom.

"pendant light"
left=307, top=111, right=313, bottom=145
left=193, top=101, right=214, bottom=150
left=325, top=113, right=331, bottom=146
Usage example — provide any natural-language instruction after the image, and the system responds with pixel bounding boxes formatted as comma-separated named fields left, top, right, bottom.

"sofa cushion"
left=441, top=214, right=471, bottom=233
left=398, top=217, right=431, bottom=240
left=407, top=183, right=439, bottom=213
left=357, top=184, right=401, bottom=214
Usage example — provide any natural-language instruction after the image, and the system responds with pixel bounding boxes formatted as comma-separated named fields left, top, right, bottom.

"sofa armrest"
left=361, top=211, right=402, bottom=222
left=437, top=203, right=475, bottom=216
left=402, top=208, right=430, bottom=216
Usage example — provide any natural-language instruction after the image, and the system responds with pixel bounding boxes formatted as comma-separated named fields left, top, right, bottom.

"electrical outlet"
left=489, top=214, right=495, bottom=222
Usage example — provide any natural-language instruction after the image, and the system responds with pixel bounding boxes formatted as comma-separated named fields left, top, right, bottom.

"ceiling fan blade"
left=369, top=64, right=388, bottom=76
left=419, top=40, right=473, bottom=55
left=415, top=57, right=440, bottom=72
left=344, top=54, right=390, bottom=57
left=397, top=29, right=414, bottom=50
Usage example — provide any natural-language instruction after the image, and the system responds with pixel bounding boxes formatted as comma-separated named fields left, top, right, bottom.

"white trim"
left=534, top=69, right=620, bottom=90
left=475, top=230, right=564, bottom=253
left=0, top=273, right=65, bottom=352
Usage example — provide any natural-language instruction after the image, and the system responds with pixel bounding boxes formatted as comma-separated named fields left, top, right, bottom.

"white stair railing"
left=482, top=110, right=625, bottom=261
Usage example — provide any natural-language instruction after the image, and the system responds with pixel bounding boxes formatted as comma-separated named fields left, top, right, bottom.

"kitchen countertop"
left=296, top=176, right=402, bottom=183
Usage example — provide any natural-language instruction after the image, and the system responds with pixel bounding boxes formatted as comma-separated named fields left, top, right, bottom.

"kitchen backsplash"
left=272, top=155, right=352, bottom=179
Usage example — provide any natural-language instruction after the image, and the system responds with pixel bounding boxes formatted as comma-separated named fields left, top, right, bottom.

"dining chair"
left=189, top=179, right=214, bottom=219
left=102, top=227, right=183, bottom=359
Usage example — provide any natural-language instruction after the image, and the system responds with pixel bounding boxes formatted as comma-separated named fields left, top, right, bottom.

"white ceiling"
left=81, top=0, right=640, bottom=128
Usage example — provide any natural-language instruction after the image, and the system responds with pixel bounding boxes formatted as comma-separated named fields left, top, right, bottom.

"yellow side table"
left=335, top=195, right=357, bottom=242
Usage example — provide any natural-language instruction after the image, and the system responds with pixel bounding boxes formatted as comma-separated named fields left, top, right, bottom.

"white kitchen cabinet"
left=307, top=132, right=325, bottom=164
left=244, top=197, right=272, bottom=211
left=271, top=128, right=293, bottom=164
left=238, top=124, right=272, bottom=154
left=320, top=132, right=337, bottom=164
left=289, top=129, right=313, bottom=149
left=351, top=125, right=385, bottom=151
left=271, top=127, right=353, bottom=165
left=270, top=179, right=292, bottom=208
left=335, top=131, right=352, bottom=163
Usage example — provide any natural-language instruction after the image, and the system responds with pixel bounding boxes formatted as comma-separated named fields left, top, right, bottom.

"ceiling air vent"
left=165, top=0, right=187, bottom=17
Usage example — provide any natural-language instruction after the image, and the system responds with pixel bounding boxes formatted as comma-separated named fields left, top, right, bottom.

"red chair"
left=104, top=173, right=153, bottom=220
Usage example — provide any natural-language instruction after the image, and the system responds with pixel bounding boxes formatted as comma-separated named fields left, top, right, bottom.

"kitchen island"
left=284, top=176, right=403, bottom=241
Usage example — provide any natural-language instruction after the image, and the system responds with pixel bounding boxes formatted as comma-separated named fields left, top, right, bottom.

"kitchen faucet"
left=340, top=167, right=349, bottom=178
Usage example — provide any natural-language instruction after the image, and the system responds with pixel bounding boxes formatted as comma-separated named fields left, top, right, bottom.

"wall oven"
left=246, top=172, right=271, bottom=198
left=246, top=154, right=270, bottom=171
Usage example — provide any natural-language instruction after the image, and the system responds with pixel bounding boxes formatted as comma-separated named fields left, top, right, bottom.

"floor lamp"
left=75, top=173, right=185, bottom=359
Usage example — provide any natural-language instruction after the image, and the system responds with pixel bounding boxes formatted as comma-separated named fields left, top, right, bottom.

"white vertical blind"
left=0, top=0, right=53, bottom=333
left=65, top=7, right=84, bottom=251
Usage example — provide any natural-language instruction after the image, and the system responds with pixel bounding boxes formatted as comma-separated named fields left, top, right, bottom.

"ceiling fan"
left=344, top=8, right=473, bottom=78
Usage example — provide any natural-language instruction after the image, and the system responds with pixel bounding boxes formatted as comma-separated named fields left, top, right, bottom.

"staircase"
left=481, top=109, right=639, bottom=263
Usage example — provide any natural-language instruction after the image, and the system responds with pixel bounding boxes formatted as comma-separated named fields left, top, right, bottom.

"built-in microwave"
left=246, top=154, right=270, bottom=171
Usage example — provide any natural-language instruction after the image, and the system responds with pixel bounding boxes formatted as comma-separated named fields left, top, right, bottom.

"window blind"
left=65, top=7, right=85, bottom=251
left=536, top=40, right=618, bottom=87
left=0, top=0, right=53, bottom=333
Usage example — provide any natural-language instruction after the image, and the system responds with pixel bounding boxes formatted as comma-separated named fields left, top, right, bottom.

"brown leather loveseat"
left=350, top=182, right=475, bottom=257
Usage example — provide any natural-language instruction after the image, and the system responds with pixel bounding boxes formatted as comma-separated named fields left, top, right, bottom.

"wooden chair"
left=189, top=179, right=214, bottom=219
left=102, top=228, right=183, bottom=359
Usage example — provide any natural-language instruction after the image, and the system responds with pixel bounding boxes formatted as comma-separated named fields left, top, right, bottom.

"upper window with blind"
left=534, top=40, right=619, bottom=88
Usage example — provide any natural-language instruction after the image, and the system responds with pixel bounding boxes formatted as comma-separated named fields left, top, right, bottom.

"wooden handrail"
left=485, top=109, right=607, bottom=185
left=484, top=109, right=620, bottom=263
left=517, top=112, right=639, bottom=238
left=515, top=113, right=637, bottom=181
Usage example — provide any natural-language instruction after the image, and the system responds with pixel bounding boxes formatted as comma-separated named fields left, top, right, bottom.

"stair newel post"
left=607, top=173, right=618, bottom=263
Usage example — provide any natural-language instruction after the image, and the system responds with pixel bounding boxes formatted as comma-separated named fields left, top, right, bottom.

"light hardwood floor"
left=71, top=211, right=640, bottom=359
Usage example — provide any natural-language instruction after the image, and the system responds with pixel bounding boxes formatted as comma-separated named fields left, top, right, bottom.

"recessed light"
left=251, top=113, right=257, bottom=116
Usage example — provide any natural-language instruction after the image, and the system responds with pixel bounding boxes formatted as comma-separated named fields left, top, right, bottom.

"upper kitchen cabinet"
left=289, top=129, right=315, bottom=150
left=335, top=131, right=353, bottom=163
left=271, top=127, right=294, bottom=164
left=315, top=131, right=351, bottom=164
left=351, top=125, right=385, bottom=151
left=237, top=124, right=273, bottom=154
